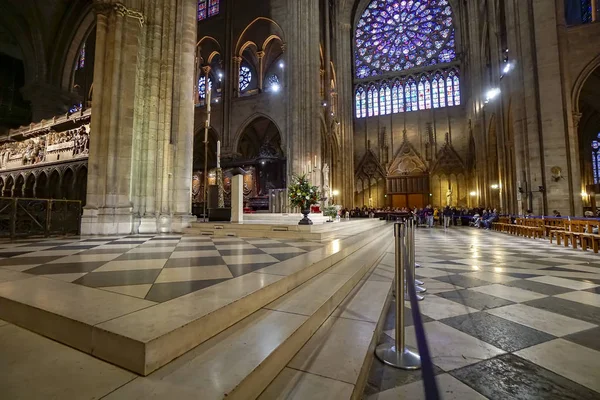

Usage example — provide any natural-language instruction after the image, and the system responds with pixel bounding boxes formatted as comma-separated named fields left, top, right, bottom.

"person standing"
left=443, top=206, right=452, bottom=229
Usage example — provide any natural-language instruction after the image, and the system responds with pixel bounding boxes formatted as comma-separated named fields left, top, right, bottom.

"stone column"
left=233, top=57, right=242, bottom=97
left=83, top=0, right=196, bottom=235
left=287, top=0, right=321, bottom=186
left=332, top=18, right=355, bottom=207
left=257, top=51, right=265, bottom=91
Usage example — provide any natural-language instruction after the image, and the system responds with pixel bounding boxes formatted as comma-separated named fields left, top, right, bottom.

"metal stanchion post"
left=410, top=218, right=426, bottom=293
left=376, top=221, right=422, bottom=369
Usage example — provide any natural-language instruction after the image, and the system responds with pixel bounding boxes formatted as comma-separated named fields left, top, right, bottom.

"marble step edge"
left=224, top=232, right=394, bottom=400
left=257, top=246, right=395, bottom=400
left=184, top=218, right=385, bottom=233
left=182, top=220, right=386, bottom=239
left=91, top=223, right=394, bottom=375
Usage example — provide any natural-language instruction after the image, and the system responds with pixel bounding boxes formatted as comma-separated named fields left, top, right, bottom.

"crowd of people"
left=339, top=205, right=600, bottom=228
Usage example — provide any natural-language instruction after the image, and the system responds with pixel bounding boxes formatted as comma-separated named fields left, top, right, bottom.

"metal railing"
left=376, top=217, right=440, bottom=399
left=0, top=198, right=82, bottom=238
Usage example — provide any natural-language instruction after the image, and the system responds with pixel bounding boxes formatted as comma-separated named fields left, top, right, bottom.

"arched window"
left=432, top=77, right=440, bottom=109
left=582, top=0, right=593, bottom=23
left=198, top=0, right=220, bottom=21
left=392, top=80, right=404, bottom=113
left=267, top=74, right=280, bottom=92
left=353, top=0, right=459, bottom=117
left=355, top=0, right=456, bottom=79
left=355, top=87, right=367, bottom=118
left=452, top=71, right=461, bottom=105
left=380, top=82, right=391, bottom=115
left=239, top=65, right=252, bottom=92
left=198, top=76, right=213, bottom=101
left=446, top=73, right=454, bottom=107
left=593, top=134, right=600, bottom=184
left=75, top=43, right=85, bottom=71
left=368, top=85, right=379, bottom=117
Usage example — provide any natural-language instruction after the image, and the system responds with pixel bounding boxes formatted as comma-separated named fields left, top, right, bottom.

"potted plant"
left=288, top=174, right=321, bottom=225
left=323, top=205, right=338, bottom=222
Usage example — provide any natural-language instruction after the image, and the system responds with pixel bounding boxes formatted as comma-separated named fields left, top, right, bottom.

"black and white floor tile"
left=0, top=235, right=325, bottom=303
left=365, top=227, right=600, bottom=400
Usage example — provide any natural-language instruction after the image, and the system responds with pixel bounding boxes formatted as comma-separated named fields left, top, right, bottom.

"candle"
left=314, top=155, right=317, bottom=166
left=206, top=88, right=212, bottom=113
left=217, top=140, right=221, bottom=168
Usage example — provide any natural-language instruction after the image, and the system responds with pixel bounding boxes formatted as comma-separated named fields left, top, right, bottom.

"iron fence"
left=0, top=198, right=81, bottom=238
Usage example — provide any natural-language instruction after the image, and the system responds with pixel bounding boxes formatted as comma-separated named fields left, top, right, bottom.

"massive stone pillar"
left=82, top=0, right=196, bottom=235
left=287, top=0, right=322, bottom=187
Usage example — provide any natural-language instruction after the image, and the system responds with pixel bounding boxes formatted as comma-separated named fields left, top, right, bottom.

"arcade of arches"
left=0, top=0, right=600, bottom=234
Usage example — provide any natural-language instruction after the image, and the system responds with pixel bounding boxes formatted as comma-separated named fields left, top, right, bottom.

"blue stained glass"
left=355, top=0, right=457, bottom=78
left=446, top=74, right=454, bottom=106
left=418, top=81, right=425, bottom=110
left=424, top=79, right=432, bottom=109
left=404, top=84, right=412, bottom=112
left=432, top=78, right=439, bottom=108
left=239, top=66, right=252, bottom=91
left=582, top=0, right=593, bottom=23
left=198, top=0, right=207, bottom=20
left=368, top=86, right=379, bottom=117
left=380, top=83, right=392, bottom=115
left=392, top=81, right=404, bottom=113
left=593, top=140, right=600, bottom=184
left=453, top=74, right=460, bottom=105
left=438, top=76, right=446, bottom=108
left=356, top=87, right=365, bottom=118
left=410, top=81, right=418, bottom=111
left=208, top=0, right=219, bottom=17
left=198, top=76, right=213, bottom=101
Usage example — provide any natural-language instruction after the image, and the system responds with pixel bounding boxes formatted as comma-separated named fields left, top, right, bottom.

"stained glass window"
left=446, top=74, right=454, bottom=107
left=582, top=0, right=593, bottom=23
left=452, top=70, right=460, bottom=105
left=593, top=139, right=600, bottom=184
left=354, top=0, right=457, bottom=79
left=409, top=79, right=418, bottom=111
left=208, top=0, right=220, bottom=17
left=355, top=87, right=367, bottom=118
left=76, top=43, right=85, bottom=71
left=380, top=82, right=391, bottom=115
left=438, top=75, right=446, bottom=108
left=392, top=80, right=404, bottom=113
left=417, top=80, right=425, bottom=110
left=267, top=74, right=280, bottom=91
left=198, top=0, right=207, bottom=20
left=239, top=66, right=252, bottom=92
left=368, top=85, right=379, bottom=116
left=198, top=76, right=213, bottom=100
left=404, top=83, right=412, bottom=112
left=432, top=78, right=439, bottom=109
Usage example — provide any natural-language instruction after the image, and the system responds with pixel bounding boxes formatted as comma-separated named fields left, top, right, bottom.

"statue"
left=322, top=163, right=330, bottom=207
left=446, top=187, right=453, bottom=206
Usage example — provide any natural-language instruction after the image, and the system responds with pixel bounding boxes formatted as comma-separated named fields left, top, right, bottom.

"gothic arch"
left=572, top=54, right=600, bottom=114
left=233, top=113, right=285, bottom=153
left=234, top=17, right=286, bottom=56
left=197, top=36, right=222, bottom=65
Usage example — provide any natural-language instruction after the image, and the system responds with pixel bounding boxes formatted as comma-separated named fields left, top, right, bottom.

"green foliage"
left=288, top=174, right=321, bottom=210
left=323, top=205, right=338, bottom=218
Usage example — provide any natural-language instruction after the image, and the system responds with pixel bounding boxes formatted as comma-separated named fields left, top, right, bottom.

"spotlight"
left=272, top=84, right=280, bottom=92
left=279, top=62, right=284, bottom=69
left=322, top=102, right=327, bottom=107
left=502, top=62, right=513, bottom=74
left=491, top=184, right=500, bottom=190
left=469, top=191, right=477, bottom=197
left=485, top=88, right=501, bottom=102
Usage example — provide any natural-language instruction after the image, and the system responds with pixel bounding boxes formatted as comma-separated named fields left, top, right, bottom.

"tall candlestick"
left=217, top=140, right=221, bottom=168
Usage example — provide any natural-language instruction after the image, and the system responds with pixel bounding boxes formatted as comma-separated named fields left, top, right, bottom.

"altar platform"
left=184, top=214, right=383, bottom=241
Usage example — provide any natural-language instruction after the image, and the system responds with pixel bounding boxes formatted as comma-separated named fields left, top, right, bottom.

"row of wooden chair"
left=492, top=217, right=600, bottom=253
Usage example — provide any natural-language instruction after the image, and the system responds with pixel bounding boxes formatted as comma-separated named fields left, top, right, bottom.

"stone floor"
left=365, top=227, right=600, bottom=400
left=0, top=235, right=324, bottom=302
left=1, top=227, right=599, bottom=399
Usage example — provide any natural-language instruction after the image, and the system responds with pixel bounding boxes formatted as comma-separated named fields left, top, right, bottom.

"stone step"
left=259, top=244, right=395, bottom=400
left=0, top=222, right=391, bottom=376
left=102, top=226, right=394, bottom=399
left=183, top=218, right=386, bottom=241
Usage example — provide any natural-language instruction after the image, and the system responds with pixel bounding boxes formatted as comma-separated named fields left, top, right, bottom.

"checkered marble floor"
left=365, top=227, right=600, bottom=400
left=0, top=235, right=325, bottom=303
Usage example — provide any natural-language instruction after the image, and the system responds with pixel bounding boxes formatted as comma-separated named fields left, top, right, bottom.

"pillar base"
left=81, top=207, right=134, bottom=235
left=133, top=213, right=196, bottom=234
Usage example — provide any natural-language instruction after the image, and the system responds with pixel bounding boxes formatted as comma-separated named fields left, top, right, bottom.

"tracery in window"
left=198, top=76, right=213, bottom=101
left=239, top=66, right=252, bottom=92
left=267, top=74, right=280, bottom=91
left=354, top=69, right=461, bottom=118
left=582, top=0, right=593, bottom=23
left=354, top=0, right=456, bottom=79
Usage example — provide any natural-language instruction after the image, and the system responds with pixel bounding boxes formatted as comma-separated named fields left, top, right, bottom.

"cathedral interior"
left=1, top=1, right=600, bottom=399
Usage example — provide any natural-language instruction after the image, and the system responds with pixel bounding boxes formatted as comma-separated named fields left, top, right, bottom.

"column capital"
left=233, top=56, right=242, bottom=65
left=281, top=43, right=287, bottom=52
left=202, top=65, right=212, bottom=75
left=256, top=51, right=265, bottom=59
left=92, top=1, right=144, bottom=25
